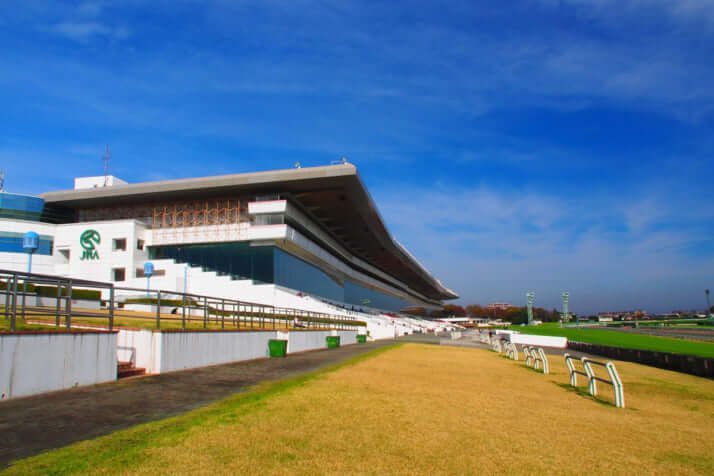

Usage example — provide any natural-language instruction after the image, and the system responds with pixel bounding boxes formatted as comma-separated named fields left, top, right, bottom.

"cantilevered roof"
left=42, top=164, right=458, bottom=301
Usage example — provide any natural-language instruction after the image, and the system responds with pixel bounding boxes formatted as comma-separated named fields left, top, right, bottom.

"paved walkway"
left=0, top=340, right=397, bottom=468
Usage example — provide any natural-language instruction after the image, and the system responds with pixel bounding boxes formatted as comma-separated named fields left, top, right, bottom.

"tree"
left=466, top=304, right=484, bottom=317
left=504, top=306, right=528, bottom=325
left=442, top=304, right=467, bottom=317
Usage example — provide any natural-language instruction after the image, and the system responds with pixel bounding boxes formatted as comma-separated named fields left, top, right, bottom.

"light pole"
left=526, top=292, right=535, bottom=325
left=22, top=231, right=39, bottom=274
left=143, top=262, right=154, bottom=298
left=706, top=289, right=712, bottom=319
left=561, top=292, right=569, bottom=327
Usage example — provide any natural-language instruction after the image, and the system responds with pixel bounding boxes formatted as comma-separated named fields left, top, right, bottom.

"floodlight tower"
left=526, top=292, right=535, bottom=325
left=561, top=292, right=570, bottom=327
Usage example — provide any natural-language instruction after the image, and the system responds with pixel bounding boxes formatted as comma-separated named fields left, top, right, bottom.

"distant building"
left=486, top=303, right=513, bottom=312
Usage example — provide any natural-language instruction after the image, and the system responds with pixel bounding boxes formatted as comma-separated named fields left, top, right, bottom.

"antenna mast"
left=103, top=144, right=111, bottom=187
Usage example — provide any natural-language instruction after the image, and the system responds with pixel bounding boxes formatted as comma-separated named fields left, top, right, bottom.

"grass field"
left=519, top=322, right=714, bottom=358
left=5, top=343, right=714, bottom=475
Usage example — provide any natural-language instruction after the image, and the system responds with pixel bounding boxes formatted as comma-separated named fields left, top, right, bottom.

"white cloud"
left=51, top=21, right=129, bottom=42
left=373, top=181, right=714, bottom=313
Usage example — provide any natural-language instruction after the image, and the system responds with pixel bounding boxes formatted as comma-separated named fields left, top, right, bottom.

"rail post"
left=10, top=272, right=18, bottom=331
left=55, top=279, right=61, bottom=327
left=21, top=276, right=26, bottom=322
left=537, top=348, right=549, bottom=374
left=221, top=299, right=225, bottom=330
left=606, top=362, right=625, bottom=408
left=582, top=358, right=597, bottom=396
left=109, top=286, right=114, bottom=331
left=203, top=296, right=207, bottom=329
left=66, top=279, right=72, bottom=330
left=2, top=278, right=8, bottom=321
left=156, top=290, right=161, bottom=330
left=181, top=292, right=186, bottom=330
left=564, top=354, right=578, bottom=386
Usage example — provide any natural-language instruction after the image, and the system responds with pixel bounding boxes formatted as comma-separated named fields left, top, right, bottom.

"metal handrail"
left=0, top=269, right=363, bottom=332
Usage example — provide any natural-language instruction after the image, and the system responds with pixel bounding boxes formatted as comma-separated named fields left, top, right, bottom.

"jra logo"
left=80, top=229, right=100, bottom=260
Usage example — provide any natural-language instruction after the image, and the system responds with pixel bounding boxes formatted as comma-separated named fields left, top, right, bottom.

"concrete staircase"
left=117, top=361, right=146, bottom=379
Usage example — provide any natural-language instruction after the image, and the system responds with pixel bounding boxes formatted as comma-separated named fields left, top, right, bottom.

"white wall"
left=0, top=331, right=117, bottom=399
left=154, top=330, right=275, bottom=373
left=117, top=329, right=156, bottom=372
left=54, top=220, right=149, bottom=284
left=507, top=333, right=568, bottom=348
left=335, top=330, right=358, bottom=345
left=286, top=330, right=331, bottom=353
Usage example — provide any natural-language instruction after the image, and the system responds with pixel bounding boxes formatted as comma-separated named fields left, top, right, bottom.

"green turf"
left=0, top=319, right=67, bottom=332
left=519, top=323, right=714, bottom=358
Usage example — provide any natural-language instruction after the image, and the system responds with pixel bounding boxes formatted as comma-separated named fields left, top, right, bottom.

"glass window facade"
left=0, top=193, right=45, bottom=221
left=149, top=243, right=414, bottom=311
left=0, top=232, right=53, bottom=255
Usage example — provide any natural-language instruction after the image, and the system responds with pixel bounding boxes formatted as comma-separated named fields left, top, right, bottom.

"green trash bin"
left=326, top=336, right=340, bottom=348
left=269, top=339, right=288, bottom=357
left=356, top=334, right=367, bottom=343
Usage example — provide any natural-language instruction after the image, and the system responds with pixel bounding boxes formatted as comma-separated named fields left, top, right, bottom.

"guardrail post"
left=582, top=358, right=597, bottom=396
left=109, top=286, right=114, bottom=331
left=55, top=280, right=61, bottom=327
left=66, top=279, right=72, bottom=330
left=221, top=299, right=225, bottom=330
left=21, top=277, right=26, bottom=322
left=2, top=278, right=8, bottom=321
left=11, top=272, right=18, bottom=331
left=606, top=362, right=625, bottom=408
left=203, top=296, right=208, bottom=329
left=537, top=348, right=549, bottom=374
left=565, top=354, right=577, bottom=386
left=181, top=293, right=186, bottom=330
left=156, top=290, right=161, bottom=330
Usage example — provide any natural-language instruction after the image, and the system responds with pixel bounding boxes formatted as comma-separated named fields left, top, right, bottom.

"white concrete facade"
left=0, top=331, right=117, bottom=399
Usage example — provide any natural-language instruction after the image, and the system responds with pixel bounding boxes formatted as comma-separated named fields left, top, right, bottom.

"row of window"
left=111, top=266, right=166, bottom=282
left=112, top=238, right=145, bottom=251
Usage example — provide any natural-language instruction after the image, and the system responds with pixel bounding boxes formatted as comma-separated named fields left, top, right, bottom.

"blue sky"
left=1, top=0, right=713, bottom=313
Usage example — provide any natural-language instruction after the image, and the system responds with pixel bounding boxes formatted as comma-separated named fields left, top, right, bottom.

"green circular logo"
left=80, top=229, right=100, bottom=260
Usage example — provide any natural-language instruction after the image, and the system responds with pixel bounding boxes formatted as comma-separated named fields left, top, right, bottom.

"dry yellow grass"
left=8, top=344, right=714, bottom=475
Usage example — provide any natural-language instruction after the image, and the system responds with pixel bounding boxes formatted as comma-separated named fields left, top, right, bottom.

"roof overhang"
left=41, top=164, right=458, bottom=301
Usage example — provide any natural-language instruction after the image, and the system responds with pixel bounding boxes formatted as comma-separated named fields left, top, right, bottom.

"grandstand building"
left=0, top=163, right=457, bottom=335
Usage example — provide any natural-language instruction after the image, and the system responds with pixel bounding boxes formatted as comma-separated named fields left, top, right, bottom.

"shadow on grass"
left=555, top=383, right=626, bottom=408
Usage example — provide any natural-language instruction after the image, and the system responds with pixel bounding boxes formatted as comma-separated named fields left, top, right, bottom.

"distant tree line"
left=406, top=304, right=565, bottom=325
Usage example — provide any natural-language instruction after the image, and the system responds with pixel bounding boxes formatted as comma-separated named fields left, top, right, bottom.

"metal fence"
left=0, top=269, right=364, bottom=332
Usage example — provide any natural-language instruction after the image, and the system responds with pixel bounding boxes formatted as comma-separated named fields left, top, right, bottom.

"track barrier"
left=523, top=346, right=549, bottom=374
left=504, top=341, right=519, bottom=360
left=564, top=354, right=625, bottom=408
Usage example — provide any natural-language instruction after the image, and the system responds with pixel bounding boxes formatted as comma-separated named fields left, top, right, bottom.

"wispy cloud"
left=50, top=21, right=129, bottom=42
left=374, top=180, right=714, bottom=313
